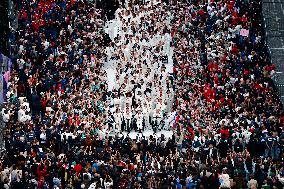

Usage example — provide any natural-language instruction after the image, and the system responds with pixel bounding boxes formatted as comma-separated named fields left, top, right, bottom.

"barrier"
left=262, top=0, right=284, bottom=106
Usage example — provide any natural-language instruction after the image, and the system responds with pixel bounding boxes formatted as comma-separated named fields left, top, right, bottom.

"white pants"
left=152, top=117, right=161, bottom=127
left=137, top=119, right=143, bottom=130
left=115, top=120, right=122, bottom=131
left=143, top=113, right=150, bottom=129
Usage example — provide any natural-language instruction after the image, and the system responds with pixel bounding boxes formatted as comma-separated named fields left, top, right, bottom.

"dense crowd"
left=1, top=0, right=284, bottom=189
left=104, top=0, right=175, bottom=133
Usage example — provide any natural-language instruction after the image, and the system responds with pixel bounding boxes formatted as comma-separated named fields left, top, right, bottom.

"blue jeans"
left=177, top=144, right=182, bottom=153
left=265, top=147, right=280, bottom=159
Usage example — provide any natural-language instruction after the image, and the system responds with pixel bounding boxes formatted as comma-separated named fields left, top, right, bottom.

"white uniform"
left=124, top=110, right=132, bottom=131
left=105, top=2, right=174, bottom=134
left=114, top=112, right=123, bottom=131
left=119, top=89, right=127, bottom=110
left=113, top=97, right=121, bottom=107
left=125, top=96, right=132, bottom=107
left=152, top=109, right=162, bottom=129
left=143, top=105, right=151, bottom=129
left=135, top=112, right=144, bottom=130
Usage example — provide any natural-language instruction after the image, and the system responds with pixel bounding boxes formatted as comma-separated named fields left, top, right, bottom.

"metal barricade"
left=262, top=0, right=284, bottom=106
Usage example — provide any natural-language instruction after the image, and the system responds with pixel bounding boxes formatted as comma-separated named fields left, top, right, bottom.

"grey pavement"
left=262, top=0, right=284, bottom=104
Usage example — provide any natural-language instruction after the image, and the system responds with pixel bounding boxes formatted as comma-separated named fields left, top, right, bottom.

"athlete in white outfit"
left=135, top=109, right=144, bottom=132
left=142, top=101, right=151, bottom=129
left=123, top=106, right=132, bottom=132
left=152, top=108, right=163, bottom=132
left=103, top=0, right=174, bottom=134
left=113, top=109, right=123, bottom=131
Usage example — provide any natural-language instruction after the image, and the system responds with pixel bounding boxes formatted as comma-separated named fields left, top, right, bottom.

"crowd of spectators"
left=0, top=0, right=284, bottom=189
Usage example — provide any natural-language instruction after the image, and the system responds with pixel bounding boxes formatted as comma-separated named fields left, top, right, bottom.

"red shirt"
left=32, top=21, right=40, bottom=31
left=74, top=164, right=82, bottom=173
left=231, top=46, right=239, bottom=55
left=220, top=129, right=230, bottom=138
left=40, top=99, right=47, bottom=110
left=185, top=127, right=194, bottom=140
left=68, top=117, right=73, bottom=126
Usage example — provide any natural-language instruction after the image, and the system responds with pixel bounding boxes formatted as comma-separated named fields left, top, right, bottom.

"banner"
left=0, top=53, right=12, bottom=103
left=240, top=29, right=249, bottom=37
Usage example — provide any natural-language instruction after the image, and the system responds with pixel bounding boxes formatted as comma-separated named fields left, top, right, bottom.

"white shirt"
left=40, top=132, right=47, bottom=142
left=3, top=114, right=9, bottom=123
left=18, top=109, right=26, bottom=122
